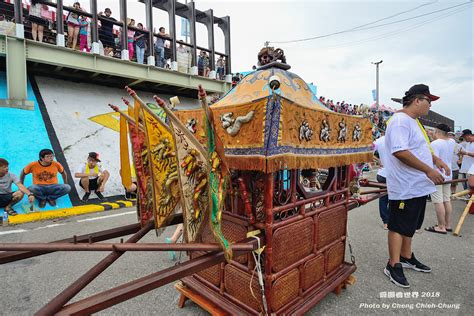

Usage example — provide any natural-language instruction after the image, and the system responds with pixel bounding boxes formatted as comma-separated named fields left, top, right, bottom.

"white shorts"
left=430, top=184, right=451, bottom=203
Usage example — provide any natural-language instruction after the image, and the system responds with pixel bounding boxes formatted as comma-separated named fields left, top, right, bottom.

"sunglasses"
left=418, top=97, right=431, bottom=104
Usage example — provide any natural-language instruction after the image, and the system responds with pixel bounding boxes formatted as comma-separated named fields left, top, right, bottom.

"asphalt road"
left=0, top=197, right=472, bottom=315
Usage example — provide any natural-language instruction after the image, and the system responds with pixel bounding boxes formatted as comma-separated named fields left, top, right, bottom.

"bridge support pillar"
left=0, top=29, right=34, bottom=110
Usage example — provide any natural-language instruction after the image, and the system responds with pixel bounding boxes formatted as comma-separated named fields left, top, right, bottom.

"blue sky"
left=92, top=0, right=473, bottom=129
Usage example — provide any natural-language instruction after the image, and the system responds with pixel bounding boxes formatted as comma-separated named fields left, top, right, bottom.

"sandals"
left=424, top=226, right=447, bottom=234
left=435, top=225, right=452, bottom=232
left=4, top=207, right=17, bottom=216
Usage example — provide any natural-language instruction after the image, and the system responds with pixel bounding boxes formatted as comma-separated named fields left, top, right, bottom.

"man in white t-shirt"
left=459, top=129, right=474, bottom=189
left=373, top=134, right=390, bottom=229
left=74, top=152, right=110, bottom=201
left=425, top=124, right=455, bottom=234
left=384, top=84, right=449, bottom=288
left=468, top=164, right=474, bottom=189
left=448, top=132, right=461, bottom=194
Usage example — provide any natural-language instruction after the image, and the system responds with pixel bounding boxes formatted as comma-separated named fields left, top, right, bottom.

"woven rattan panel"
left=271, top=268, right=300, bottom=312
left=190, top=251, right=221, bottom=286
left=202, top=218, right=248, bottom=264
left=316, top=206, right=347, bottom=249
left=272, top=217, right=313, bottom=272
left=224, top=264, right=262, bottom=312
left=302, top=254, right=325, bottom=290
left=326, top=241, right=345, bottom=274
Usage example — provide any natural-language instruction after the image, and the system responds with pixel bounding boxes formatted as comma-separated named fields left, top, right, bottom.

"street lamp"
left=371, top=60, right=383, bottom=108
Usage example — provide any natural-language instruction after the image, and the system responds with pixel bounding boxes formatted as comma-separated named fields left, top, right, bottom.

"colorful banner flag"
left=119, top=115, right=132, bottom=190
left=128, top=104, right=154, bottom=226
left=88, top=112, right=120, bottom=132
left=140, top=105, right=181, bottom=229
left=200, top=87, right=233, bottom=262
left=153, top=98, right=209, bottom=243
left=372, top=89, right=377, bottom=102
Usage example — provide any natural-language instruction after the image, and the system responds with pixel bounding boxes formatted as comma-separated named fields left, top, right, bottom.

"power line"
left=349, top=1, right=437, bottom=31
left=324, top=8, right=467, bottom=50
left=318, top=6, right=469, bottom=50
left=269, top=1, right=472, bottom=44
left=354, top=1, right=471, bottom=32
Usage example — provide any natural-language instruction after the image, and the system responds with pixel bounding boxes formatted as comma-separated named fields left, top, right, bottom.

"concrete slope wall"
left=35, top=76, right=199, bottom=200
left=0, top=72, right=73, bottom=214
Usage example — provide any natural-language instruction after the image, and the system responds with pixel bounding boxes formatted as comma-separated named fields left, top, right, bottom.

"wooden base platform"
left=175, top=280, right=245, bottom=315
left=175, top=263, right=356, bottom=315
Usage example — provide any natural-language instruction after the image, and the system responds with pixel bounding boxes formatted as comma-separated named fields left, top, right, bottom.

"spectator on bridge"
left=28, top=0, right=48, bottom=42
left=20, top=149, right=71, bottom=208
left=425, top=124, right=456, bottom=234
left=384, top=84, right=448, bottom=288
left=134, top=23, right=146, bottom=64
left=216, top=56, right=225, bottom=80
left=197, top=50, right=205, bottom=76
left=79, top=16, right=90, bottom=52
left=202, top=51, right=210, bottom=77
left=66, top=2, right=82, bottom=50
left=75, top=152, right=110, bottom=202
left=0, top=158, right=35, bottom=216
left=177, top=43, right=190, bottom=73
left=127, top=18, right=135, bottom=61
left=98, top=8, right=116, bottom=57
left=154, top=27, right=168, bottom=68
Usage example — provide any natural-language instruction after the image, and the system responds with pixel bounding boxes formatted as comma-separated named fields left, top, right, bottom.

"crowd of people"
left=370, top=84, right=474, bottom=289
left=2, top=1, right=227, bottom=78
left=318, top=96, right=391, bottom=139
left=0, top=150, right=117, bottom=216
left=319, top=97, right=366, bottom=116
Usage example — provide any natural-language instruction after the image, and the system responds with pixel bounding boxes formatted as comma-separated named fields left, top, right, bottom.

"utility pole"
left=371, top=60, right=383, bottom=108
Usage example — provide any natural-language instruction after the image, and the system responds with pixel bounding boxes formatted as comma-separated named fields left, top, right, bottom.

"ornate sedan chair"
left=172, top=56, right=373, bottom=314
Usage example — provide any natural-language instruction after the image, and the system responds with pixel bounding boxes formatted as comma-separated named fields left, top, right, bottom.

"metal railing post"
left=120, top=0, right=129, bottom=60
left=218, top=16, right=231, bottom=74
left=56, top=0, right=65, bottom=46
left=145, top=0, right=155, bottom=65
left=90, top=0, right=99, bottom=53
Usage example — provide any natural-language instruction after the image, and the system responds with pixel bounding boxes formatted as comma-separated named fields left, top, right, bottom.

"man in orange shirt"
left=20, top=149, right=71, bottom=208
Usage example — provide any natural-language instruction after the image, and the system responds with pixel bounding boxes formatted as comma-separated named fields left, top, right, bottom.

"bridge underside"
left=0, top=36, right=231, bottom=106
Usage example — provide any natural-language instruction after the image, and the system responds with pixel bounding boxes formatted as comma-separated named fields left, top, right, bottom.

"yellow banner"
left=88, top=112, right=120, bottom=132
left=120, top=115, right=132, bottom=190
left=169, top=121, right=210, bottom=243
left=141, top=106, right=180, bottom=228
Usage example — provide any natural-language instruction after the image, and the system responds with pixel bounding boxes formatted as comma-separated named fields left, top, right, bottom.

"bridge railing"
left=2, top=0, right=231, bottom=80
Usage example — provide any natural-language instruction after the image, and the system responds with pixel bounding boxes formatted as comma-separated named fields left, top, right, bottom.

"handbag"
left=40, top=6, right=51, bottom=20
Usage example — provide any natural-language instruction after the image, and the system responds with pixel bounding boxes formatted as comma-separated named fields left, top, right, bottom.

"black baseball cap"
left=461, top=129, right=472, bottom=137
left=405, top=84, right=439, bottom=101
left=436, top=123, right=451, bottom=133
left=88, top=152, right=101, bottom=162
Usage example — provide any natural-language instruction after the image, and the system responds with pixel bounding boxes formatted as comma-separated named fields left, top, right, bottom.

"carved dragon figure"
left=353, top=123, right=362, bottom=141
left=320, top=119, right=330, bottom=142
left=185, top=118, right=197, bottom=134
left=220, top=111, right=254, bottom=136
left=257, top=46, right=287, bottom=66
left=299, top=120, right=313, bottom=142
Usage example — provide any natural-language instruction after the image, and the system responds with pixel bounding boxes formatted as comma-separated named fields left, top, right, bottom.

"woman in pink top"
left=127, top=19, right=135, bottom=61
left=66, top=2, right=82, bottom=50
